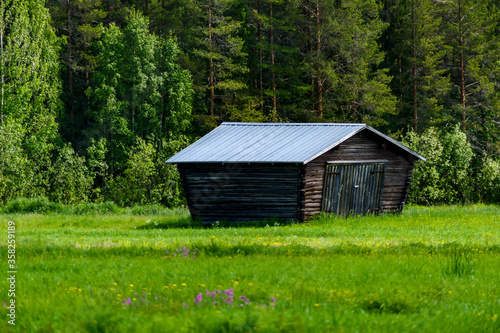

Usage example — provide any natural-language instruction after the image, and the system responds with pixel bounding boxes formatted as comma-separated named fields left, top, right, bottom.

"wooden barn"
left=167, top=122, right=426, bottom=222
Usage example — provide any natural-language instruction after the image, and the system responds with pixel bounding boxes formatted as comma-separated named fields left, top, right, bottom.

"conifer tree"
left=384, top=0, right=450, bottom=132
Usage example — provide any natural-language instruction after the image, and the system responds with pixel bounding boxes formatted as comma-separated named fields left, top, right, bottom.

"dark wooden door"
left=322, top=161, right=387, bottom=216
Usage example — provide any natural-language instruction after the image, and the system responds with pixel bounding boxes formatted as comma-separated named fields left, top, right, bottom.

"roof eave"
left=364, top=126, right=426, bottom=161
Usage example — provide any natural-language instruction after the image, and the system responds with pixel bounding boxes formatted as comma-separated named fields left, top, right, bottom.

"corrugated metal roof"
left=166, top=122, right=426, bottom=164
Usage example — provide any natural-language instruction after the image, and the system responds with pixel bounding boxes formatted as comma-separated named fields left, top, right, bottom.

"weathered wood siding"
left=304, top=131, right=414, bottom=219
left=178, top=163, right=300, bottom=223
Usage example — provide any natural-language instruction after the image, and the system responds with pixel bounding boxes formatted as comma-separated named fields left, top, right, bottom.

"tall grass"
left=0, top=204, right=499, bottom=332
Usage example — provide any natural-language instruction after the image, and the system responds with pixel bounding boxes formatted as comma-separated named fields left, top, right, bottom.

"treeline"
left=0, top=0, right=499, bottom=207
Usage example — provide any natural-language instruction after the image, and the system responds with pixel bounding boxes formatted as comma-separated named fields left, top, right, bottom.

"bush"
left=476, top=157, right=500, bottom=203
left=0, top=197, right=63, bottom=214
left=70, top=201, right=121, bottom=215
left=49, top=144, right=94, bottom=204
left=402, top=126, right=474, bottom=205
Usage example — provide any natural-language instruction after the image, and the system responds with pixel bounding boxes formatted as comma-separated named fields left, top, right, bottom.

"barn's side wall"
left=304, top=131, right=414, bottom=219
left=178, top=163, right=300, bottom=223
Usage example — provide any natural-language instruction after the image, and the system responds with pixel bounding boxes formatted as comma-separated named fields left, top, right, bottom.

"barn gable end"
left=302, top=130, right=415, bottom=220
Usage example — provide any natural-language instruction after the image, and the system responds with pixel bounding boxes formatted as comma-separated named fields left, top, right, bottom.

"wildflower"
left=129, top=284, right=134, bottom=287
left=194, top=293, right=203, bottom=304
left=248, top=283, right=254, bottom=287
left=270, top=296, right=276, bottom=303
left=181, top=303, right=189, bottom=309
left=113, top=283, right=117, bottom=286
left=122, top=298, right=131, bottom=305
left=240, top=296, right=246, bottom=300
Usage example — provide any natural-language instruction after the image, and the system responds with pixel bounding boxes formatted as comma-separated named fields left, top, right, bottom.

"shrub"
left=49, top=144, right=94, bottom=204
left=403, top=126, right=474, bottom=204
left=0, top=197, right=62, bottom=214
left=476, top=157, right=500, bottom=203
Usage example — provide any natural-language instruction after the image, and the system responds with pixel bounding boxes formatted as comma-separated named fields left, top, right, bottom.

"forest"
left=0, top=0, right=499, bottom=207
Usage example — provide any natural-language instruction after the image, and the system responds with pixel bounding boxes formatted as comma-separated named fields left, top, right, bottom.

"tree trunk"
left=269, top=2, right=276, bottom=121
left=308, top=1, right=315, bottom=98
left=208, top=0, right=215, bottom=117
left=257, top=0, right=263, bottom=111
left=412, top=0, right=418, bottom=132
left=315, top=0, right=323, bottom=118
left=66, top=0, right=74, bottom=120
left=458, top=0, right=466, bottom=128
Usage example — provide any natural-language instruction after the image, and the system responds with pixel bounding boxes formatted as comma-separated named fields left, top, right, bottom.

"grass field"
left=1, top=204, right=499, bottom=332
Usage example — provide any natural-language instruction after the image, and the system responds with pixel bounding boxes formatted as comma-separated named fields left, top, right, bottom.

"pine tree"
left=440, top=0, right=500, bottom=153
left=296, top=0, right=396, bottom=125
left=383, top=0, right=450, bottom=133
left=193, top=0, right=248, bottom=118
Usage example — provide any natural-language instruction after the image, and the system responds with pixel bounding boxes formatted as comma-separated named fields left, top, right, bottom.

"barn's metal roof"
left=166, top=122, right=426, bottom=164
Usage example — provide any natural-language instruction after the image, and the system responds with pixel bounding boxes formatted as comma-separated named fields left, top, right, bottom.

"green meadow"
left=1, top=205, right=499, bottom=332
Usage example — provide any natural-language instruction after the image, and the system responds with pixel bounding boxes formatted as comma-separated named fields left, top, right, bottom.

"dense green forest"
left=0, top=0, right=499, bottom=207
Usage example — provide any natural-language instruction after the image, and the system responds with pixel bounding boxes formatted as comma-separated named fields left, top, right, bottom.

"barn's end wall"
left=303, top=131, right=414, bottom=219
left=178, top=163, right=301, bottom=223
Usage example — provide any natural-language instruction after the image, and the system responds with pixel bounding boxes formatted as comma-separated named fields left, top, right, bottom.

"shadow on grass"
left=136, top=216, right=299, bottom=230
left=17, top=240, right=500, bottom=259
left=135, top=216, right=204, bottom=230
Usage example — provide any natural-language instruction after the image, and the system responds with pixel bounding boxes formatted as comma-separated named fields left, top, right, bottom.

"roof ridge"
left=221, top=122, right=367, bottom=126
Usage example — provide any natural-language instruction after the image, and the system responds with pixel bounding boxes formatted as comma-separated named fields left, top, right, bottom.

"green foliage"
left=477, top=157, right=500, bottom=203
left=0, top=196, right=62, bottom=214
left=1, top=0, right=500, bottom=206
left=107, top=139, right=157, bottom=206
left=383, top=0, right=451, bottom=131
left=0, top=121, right=29, bottom=203
left=86, top=11, right=193, bottom=206
left=403, top=126, right=476, bottom=204
left=49, top=144, right=93, bottom=204
left=402, top=128, right=444, bottom=204
left=0, top=0, right=63, bottom=201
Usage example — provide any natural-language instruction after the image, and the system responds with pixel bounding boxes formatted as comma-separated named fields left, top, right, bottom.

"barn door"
left=322, top=161, right=387, bottom=216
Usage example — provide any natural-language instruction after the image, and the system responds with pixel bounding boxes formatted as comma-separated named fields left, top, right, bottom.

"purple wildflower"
left=122, top=298, right=131, bottom=305
left=194, top=293, right=203, bottom=304
left=245, top=299, right=250, bottom=304
left=181, top=303, right=189, bottom=309
left=239, top=296, right=246, bottom=300
left=270, top=296, right=276, bottom=303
